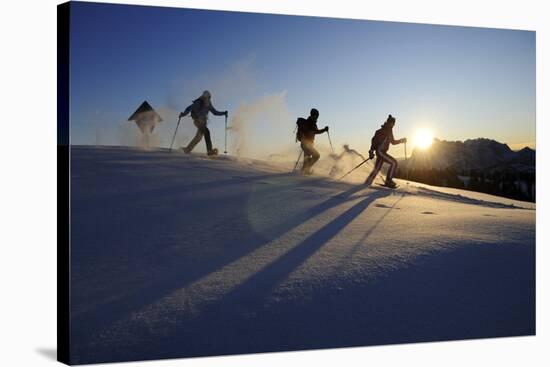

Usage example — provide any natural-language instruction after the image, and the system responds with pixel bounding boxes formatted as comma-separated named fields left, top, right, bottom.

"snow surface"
left=69, top=146, right=535, bottom=364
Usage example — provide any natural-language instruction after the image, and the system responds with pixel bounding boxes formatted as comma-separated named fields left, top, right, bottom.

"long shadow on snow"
left=217, top=189, right=392, bottom=310
left=70, top=177, right=374, bottom=354
left=75, top=189, right=391, bottom=363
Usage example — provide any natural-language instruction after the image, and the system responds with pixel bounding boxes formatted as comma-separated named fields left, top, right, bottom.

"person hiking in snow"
left=364, top=114, right=407, bottom=188
left=329, top=144, right=366, bottom=177
left=296, top=108, right=329, bottom=175
left=179, top=90, right=228, bottom=155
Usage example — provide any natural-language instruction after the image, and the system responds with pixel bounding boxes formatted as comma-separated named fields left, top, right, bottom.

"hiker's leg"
left=301, top=142, right=312, bottom=172
left=202, top=126, right=213, bottom=152
left=309, top=146, right=320, bottom=167
left=378, top=151, right=398, bottom=182
left=302, top=156, right=311, bottom=173
left=365, top=156, right=383, bottom=185
left=186, top=129, right=203, bottom=152
left=302, top=142, right=319, bottom=174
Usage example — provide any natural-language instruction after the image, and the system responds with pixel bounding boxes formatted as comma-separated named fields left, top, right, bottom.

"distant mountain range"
left=403, top=138, right=535, bottom=173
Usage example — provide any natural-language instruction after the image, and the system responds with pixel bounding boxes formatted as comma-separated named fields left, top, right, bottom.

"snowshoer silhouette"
left=365, top=114, right=407, bottom=188
left=296, top=108, right=329, bottom=175
left=179, top=90, right=228, bottom=155
left=329, top=144, right=366, bottom=177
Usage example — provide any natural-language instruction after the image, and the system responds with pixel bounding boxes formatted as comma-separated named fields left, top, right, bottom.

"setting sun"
left=413, top=128, right=434, bottom=149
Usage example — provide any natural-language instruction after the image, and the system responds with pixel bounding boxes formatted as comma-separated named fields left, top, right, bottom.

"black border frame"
left=57, top=1, right=71, bottom=365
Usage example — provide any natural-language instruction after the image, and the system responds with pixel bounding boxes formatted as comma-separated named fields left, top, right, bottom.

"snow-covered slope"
left=69, top=146, right=535, bottom=364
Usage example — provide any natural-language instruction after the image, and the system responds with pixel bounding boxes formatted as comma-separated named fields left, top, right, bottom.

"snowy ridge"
left=400, top=184, right=534, bottom=210
left=69, top=146, right=535, bottom=364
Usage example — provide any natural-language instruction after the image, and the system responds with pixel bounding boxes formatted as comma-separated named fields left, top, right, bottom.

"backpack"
left=190, top=99, right=203, bottom=120
left=295, top=117, right=307, bottom=142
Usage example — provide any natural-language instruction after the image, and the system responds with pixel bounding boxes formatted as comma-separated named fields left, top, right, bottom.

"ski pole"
left=224, top=114, right=228, bottom=154
left=404, top=141, right=409, bottom=182
left=338, top=158, right=371, bottom=180
left=293, top=150, right=303, bottom=172
left=327, top=130, right=335, bottom=153
left=403, top=141, right=410, bottom=183
left=169, top=116, right=181, bottom=152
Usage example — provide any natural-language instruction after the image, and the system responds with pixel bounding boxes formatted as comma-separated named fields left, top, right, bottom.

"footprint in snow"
left=375, top=203, right=391, bottom=208
left=421, top=211, right=436, bottom=215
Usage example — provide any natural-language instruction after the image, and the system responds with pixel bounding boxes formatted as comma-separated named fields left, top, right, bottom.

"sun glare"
left=413, top=128, right=434, bottom=150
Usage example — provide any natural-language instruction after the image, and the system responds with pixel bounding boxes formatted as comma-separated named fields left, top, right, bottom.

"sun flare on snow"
left=413, top=128, right=434, bottom=150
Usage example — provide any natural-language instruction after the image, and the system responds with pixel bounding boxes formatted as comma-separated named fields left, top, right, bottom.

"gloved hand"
left=324, top=126, right=329, bottom=132
left=224, top=111, right=229, bottom=117
left=179, top=112, right=185, bottom=118
left=401, top=138, right=407, bottom=144
left=369, top=150, right=375, bottom=160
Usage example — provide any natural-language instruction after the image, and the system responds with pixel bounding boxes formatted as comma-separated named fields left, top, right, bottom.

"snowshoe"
left=207, top=148, right=218, bottom=157
left=377, top=181, right=399, bottom=189
left=181, top=147, right=191, bottom=154
left=301, top=167, right=314, bottom=176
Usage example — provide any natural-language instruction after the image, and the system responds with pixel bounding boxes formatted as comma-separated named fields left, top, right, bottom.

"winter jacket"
left=300, top=117, right=326, bottom=142
left=182, top=99, right=225, bottom=125
left=370, top=126, right=401, bottom=153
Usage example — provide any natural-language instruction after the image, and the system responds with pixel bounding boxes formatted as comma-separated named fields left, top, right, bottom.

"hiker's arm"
left=209, top=105, right=228, bottom=117
left=368, top=138, right=377, bottom=159
left=314, top=125, right=329, bottom=134
left=369, top=137, right=376, bottom=153
left=179, top=104, right=193, bottom=118
left=390, top=132, right=406, bottom=145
